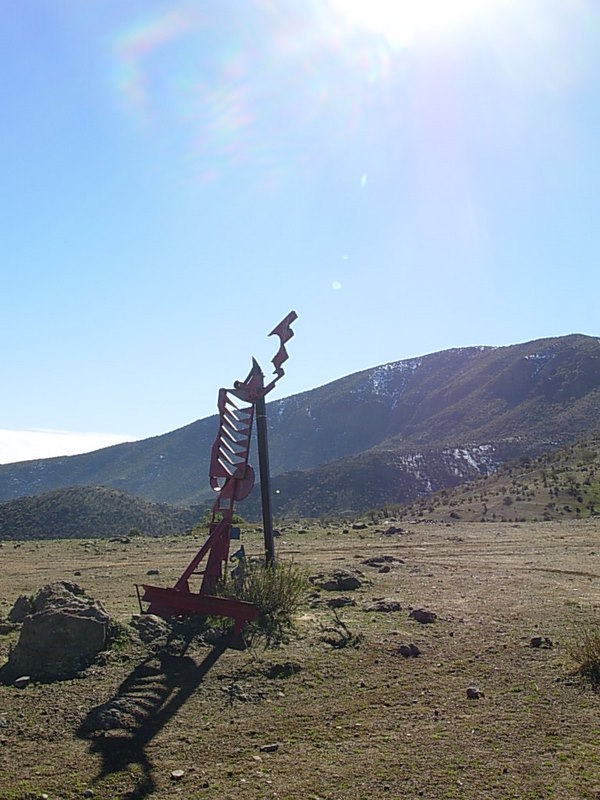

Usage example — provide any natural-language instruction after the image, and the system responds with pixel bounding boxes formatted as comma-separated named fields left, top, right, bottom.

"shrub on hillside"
left=218, top=559, right=309, bottom=645
left=568, top=624, right=600, bottom=686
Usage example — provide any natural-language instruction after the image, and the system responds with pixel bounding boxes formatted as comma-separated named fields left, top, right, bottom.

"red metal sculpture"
left=140, top=311, right=297, bottom=635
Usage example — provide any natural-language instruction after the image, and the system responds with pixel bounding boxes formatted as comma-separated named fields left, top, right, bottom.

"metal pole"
left=255, top=393, right=276, bottom=568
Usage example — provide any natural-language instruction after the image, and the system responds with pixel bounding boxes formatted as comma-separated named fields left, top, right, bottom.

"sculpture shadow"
left=77, top=638, right=228, bottom=799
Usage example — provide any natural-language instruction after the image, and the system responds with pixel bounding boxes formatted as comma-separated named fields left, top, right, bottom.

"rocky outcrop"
left=1, top=581, right=111, bottom=682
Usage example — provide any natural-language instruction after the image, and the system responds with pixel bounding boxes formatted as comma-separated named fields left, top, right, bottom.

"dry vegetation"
left=1, top=519, right=600, bottom=799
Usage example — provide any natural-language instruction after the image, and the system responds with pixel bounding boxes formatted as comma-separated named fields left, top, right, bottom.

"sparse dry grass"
left=1, top=520, right=600, bottom=799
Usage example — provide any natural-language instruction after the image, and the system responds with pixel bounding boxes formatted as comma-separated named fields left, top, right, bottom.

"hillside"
left=391, top=432, right=600, bottom=525
left=0, top=486, right=201, bottom=540
left=0, top=333, right=599, bottom=515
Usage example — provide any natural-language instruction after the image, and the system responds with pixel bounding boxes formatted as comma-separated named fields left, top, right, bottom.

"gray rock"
left=366, top=599, right=403, bottom=613
left=398, top=643, right=421, bottom=658
left=363, top=555, right=404, bottom=567
left=410, top=608, right=437, bottom=624
left=315, top=570, right=362, bottom=592
left=466, top=685, right=483, bottom=699
left=260, top=743, right=280, bottom=753
left=383, top=526, right=404, bottom=535
left=8, top=594, right=34, bottom=623
left=530, top=636, right=553, bottom=649
left=13, top=675, right=31, bottom=689
left=171, top=770, right=185, bottom=781
left=326, top=596, right=357, bottom=609
left=130, top=613, right=170, bottom=644
left=3, top=582, right=111, bottom=682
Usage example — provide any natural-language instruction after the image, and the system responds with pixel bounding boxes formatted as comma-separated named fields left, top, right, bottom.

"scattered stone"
left=466, top=685, right=484, bottom=699
left=383, top=525, right=403, bottom=536
left=83, top=789, right=94, bottom=798
left=312, top=571, right=362, bottom=592
left=1, top=582, right=111, bottom=683
left=130, top=613, right=170, bottom=644
left=362, top=555, right=404, bottom=568
left=530, top=636, right=553, bottom=649
left=146, top=569, right=160, bottom=576
left=260, top=743, right=280, bottom=753
left=73, top=571, right=82, bottom=576
left=13, top=675, right=31, bottom=689
left=110, top=537, right=131, bottom=544
left=366, top=599, right=403, bottom=613
left=378, top=565, right=391, bottom=573
left=352, top=522, right=367, bottom=530
left=266, top=661, right=302, bottom=679
left=410, top=608, right=437, bottom=624
left=171, top=769, right=185, bottom=781
left=327, top=596, right=356, bottom=609
left=8, top=594, right=34, bottom=623
left=398, top=643, right=421, bottom=658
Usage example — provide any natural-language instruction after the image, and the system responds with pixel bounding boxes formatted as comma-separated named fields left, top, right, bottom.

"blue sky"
left=2, top=0, right=600, bottom=464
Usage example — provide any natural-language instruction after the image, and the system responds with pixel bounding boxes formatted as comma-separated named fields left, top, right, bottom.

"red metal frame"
left=141, top=311, right=297, bottom=635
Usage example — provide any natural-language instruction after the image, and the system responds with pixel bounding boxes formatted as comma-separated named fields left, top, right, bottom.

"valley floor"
left=1, top=519, right=600, bottom=799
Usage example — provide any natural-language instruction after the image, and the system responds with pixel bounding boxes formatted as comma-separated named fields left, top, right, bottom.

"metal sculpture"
left=140, top=311, right=297, bottom=635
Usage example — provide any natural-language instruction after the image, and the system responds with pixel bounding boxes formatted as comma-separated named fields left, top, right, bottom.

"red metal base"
left=141, top=583, right=258, bottom=636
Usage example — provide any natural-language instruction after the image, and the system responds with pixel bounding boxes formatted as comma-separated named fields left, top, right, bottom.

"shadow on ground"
left=77, top=638, right=228, bottom=799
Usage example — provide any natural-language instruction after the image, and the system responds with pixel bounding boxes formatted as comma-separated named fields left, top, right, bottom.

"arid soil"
left=1, top=519, right=600, bottom=800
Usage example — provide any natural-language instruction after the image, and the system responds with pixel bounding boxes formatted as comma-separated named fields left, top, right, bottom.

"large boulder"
left=2, top=581, right=111, bottom=682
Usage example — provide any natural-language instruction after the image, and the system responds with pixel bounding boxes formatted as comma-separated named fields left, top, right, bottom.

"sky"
left=2, top=0, right=600, bottom=465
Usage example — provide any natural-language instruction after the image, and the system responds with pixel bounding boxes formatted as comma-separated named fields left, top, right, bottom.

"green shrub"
left=568, top=624, right=600, bottom=686
left=218, top=559, right=309, bottom=645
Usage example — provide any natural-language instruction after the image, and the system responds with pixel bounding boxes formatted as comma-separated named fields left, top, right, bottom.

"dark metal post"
left=255, top=393, right=276, bottom=568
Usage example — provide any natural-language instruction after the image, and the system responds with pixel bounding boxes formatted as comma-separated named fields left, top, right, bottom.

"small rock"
left=73, top=571, right=82, bottom=576
left=146, top=569, right=160, bottom=576
left=352, top=522, right=367, bottom=530
left=378, top=565, right=391, bottom=573
left=530, top=636, right=553, bottom=649
left=410, top=608, right=437, bottom=624
left=466, top=686, right=483, bottom=699
left=83, top=789, right=94, bottom=798
left=398, top=643, right=421, bottom=658
left=383, top=525, right=403, bottom=536
left=171, top=769, right=185, bottom=780
left=130, top=613, right=169, bottom=644
left=13, top=676, right=31, bottom=689
left=362, top=555, right=404, bottom=568
left=366, top=599, right=403, bottom=613
left=260, top=743, right=279, bottom=753
left=327, top=596, right=356, bottom=609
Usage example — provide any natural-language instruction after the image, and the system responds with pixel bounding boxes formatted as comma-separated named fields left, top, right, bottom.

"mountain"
left=391, top=431, right=600, bottom=524
left=0, top=333, right=599, bottom=517
left=0, top=486, right=200, bottom=540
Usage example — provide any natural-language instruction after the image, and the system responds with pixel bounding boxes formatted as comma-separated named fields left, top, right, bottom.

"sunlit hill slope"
left=0, top=333, right=599, bottom=518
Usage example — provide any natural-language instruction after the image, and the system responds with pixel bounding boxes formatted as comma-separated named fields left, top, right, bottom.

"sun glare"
left=329, top=0, right=511, bottom=47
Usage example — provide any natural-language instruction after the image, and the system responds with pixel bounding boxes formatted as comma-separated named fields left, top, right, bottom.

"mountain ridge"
left=1, top=333, right=599, bottom=515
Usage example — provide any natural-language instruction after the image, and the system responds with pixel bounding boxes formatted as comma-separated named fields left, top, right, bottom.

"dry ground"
left=1, top=519, right=600, bottom=800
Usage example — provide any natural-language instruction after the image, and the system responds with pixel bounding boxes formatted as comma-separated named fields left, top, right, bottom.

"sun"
left=329, top=0, right=511, bottom=47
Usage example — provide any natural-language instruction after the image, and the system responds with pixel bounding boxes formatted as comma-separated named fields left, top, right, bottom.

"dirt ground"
left=1, top=519, right=600, bottom=800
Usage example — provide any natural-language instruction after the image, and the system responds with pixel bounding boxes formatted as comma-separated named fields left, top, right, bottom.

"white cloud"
left=0, top=429, right=136, bottom=465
